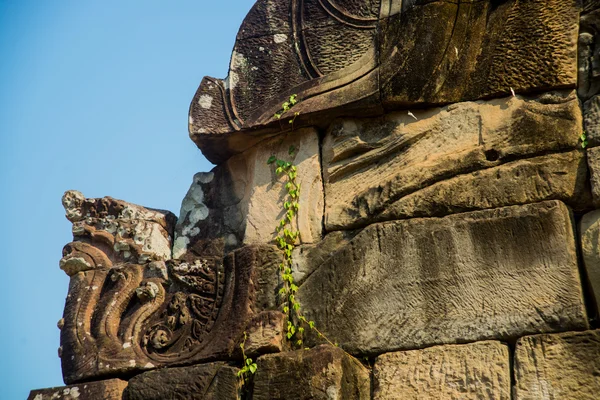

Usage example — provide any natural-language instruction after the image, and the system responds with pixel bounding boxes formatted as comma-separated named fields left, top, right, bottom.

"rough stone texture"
left=189, top=0, right=380, bottom=164
left=190, top=0, right=578, bottom=164
left=298, top=201, right=589, bottom=355
left=28, top=379, right=127, bottom=400
left=588, top=147, right=600, bottom=207
left=579, top=209, right=600, bottom=318
left=380, top=0, right=579, bottom=108
left=242, top=310, right=287, bottom=357
left=173, top=127, right=323, bottom=262
left=60, top=245, right=280, bottom=384
left=579, top=9, right=600, bottom=102
left=514, top=330, right=600, bottom=400
left=291, top=230, right=356, bottom=285
left=123, top=362, right=240, bottom=400
left=60, top=190, right=176, bottom=275
left=323, top=92, right=588, bottom=230
left=253, top=345, right=370, bottom=400
left=373, top=341, right=511, bottom=400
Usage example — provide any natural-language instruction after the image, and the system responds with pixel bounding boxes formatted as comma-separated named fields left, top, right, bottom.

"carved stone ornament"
left=189, top=0, right=580, bottom=164
left=59, top=192, right=281, bottom=384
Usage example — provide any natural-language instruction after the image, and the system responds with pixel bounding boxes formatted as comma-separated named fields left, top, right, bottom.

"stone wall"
left=31, top=0, right=600, bottom=399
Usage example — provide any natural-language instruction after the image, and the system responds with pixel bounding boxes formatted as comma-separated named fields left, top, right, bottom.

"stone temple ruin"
left=29, top=0, right=600, bottom=398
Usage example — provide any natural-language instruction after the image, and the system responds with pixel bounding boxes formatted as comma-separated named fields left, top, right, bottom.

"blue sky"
left=0, top=1, right=254, bottom=397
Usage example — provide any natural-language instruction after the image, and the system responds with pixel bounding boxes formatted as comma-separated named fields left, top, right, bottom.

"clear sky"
left=0, top=1, right=255, bottom=397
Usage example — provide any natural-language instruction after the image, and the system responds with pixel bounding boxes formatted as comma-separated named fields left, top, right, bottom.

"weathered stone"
left=514, top=330, right=600, bottom=400
left=190, top=0, right=579, bottom=164
left=579, top=9, right=600, bottom=101
left=173, top=127, right=323, bottom=261
left=323, top=92, right=588, bottom=230
left=253, top=345, right=370, bottom=400
left=374, top=151, right=591, bottom=225
left=60, top=245, right=280, bottom=384
left=587, top=147, right=600, bottom=207
left=373, top=341, right=511, bottom=400
left=579, top=210, right=600, bottom=318
left=123, top=362, right=240, bottom=400
left=583, top=96, right=600, bottom=147
left=298, top=201, right=589, bottom=355
left=584, top=1, right=600, bottom=14
left=291, top=230, right=356, bottom=285
left=60, top=191, right=176, bottom=275
left=242, top=311, right=287, bottom=357
left=28, top=378, right=127, bottom=400
left=380, top=0, right=579, bottom=107
left=189, top=0, right=380, bottom=164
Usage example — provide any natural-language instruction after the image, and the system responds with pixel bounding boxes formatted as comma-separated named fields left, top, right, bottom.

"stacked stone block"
left=30, top=0, right=600, bottom=399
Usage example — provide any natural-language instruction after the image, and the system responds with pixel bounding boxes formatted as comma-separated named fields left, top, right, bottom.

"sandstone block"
left=298, top=201, right=588, bottom=355
left=173, top=127, right=323, bottom=261
left=28, top=379, right=127, bottom=400
left=60, top=245, right=281, bottom=384
left=60, top=190, right=176, bottom=275
left=323, top=91, right=588, bottom=230
left=190, top=0, right=579, bottom=165
left=242, top=311, right=287, bottom=357
left=373, top=341, right=511, bottom=400
left=579, top=9, right=600, bottom=101
left=380, top=0, right=578, bottom=106
left=253, top=345, right=370, bottom=400
left=587, top=147, right=600, bottom=208
left=579, top=209, right=600, bottom=317
left=123, top=362, right=240, bottom=400
left=514, top=330, right=600, bottom=400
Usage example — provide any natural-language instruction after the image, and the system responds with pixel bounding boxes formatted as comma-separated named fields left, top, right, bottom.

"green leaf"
left=288, top=145, right=296, bottom=155
left=276, top=167, right=283, bottom=174
left=293, top=303, right=300, bottom=311
left=249, top=364, right=257, bottom=374
left=296, top=339, right=303, bottom=346
left=287, top=332, right=293, bottom=339
left=309, top=321, right=315, bottom=329
left=267, top=155, right=277, bottom=164
left=283, top=306, right=289, bottom=313
left=298, top=327, right=304, bottom=334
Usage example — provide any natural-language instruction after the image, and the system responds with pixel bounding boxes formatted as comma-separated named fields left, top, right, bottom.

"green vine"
left=238, top=94, right=336, bottom=391
left=581, top=130, right=589, bottom=149
left=237, top=332, right=257, bottom=388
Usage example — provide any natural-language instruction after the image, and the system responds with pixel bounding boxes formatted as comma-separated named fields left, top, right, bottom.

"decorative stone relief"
left=60, top=190, right=176, bottom=275
left=59, top=190, right=282, bottom=385
left=190, top=0, right=579, bottom=164
left=580, top=9, right=600, bottom=147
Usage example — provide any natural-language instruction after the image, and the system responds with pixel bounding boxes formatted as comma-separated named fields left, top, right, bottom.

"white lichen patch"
left=188, top=115, right=194, bottom=125
left=197, top=94, right=213, bottom=109
left=259, top=46, right=265, bottom=52
left=172, top=236, right=190, bottom=260
left=122, top=342, right=132, bottom=349
left=144, top=362, right=155, bottom=369
left=34, top=394, right=43, bottom=400
left=129, top=359, right=136, bottom=367
left=274, top=33, right=287, bottom=43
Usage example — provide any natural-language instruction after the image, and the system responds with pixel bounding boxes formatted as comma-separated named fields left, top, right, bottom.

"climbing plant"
left=238, top=94, right=336, bottom=390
